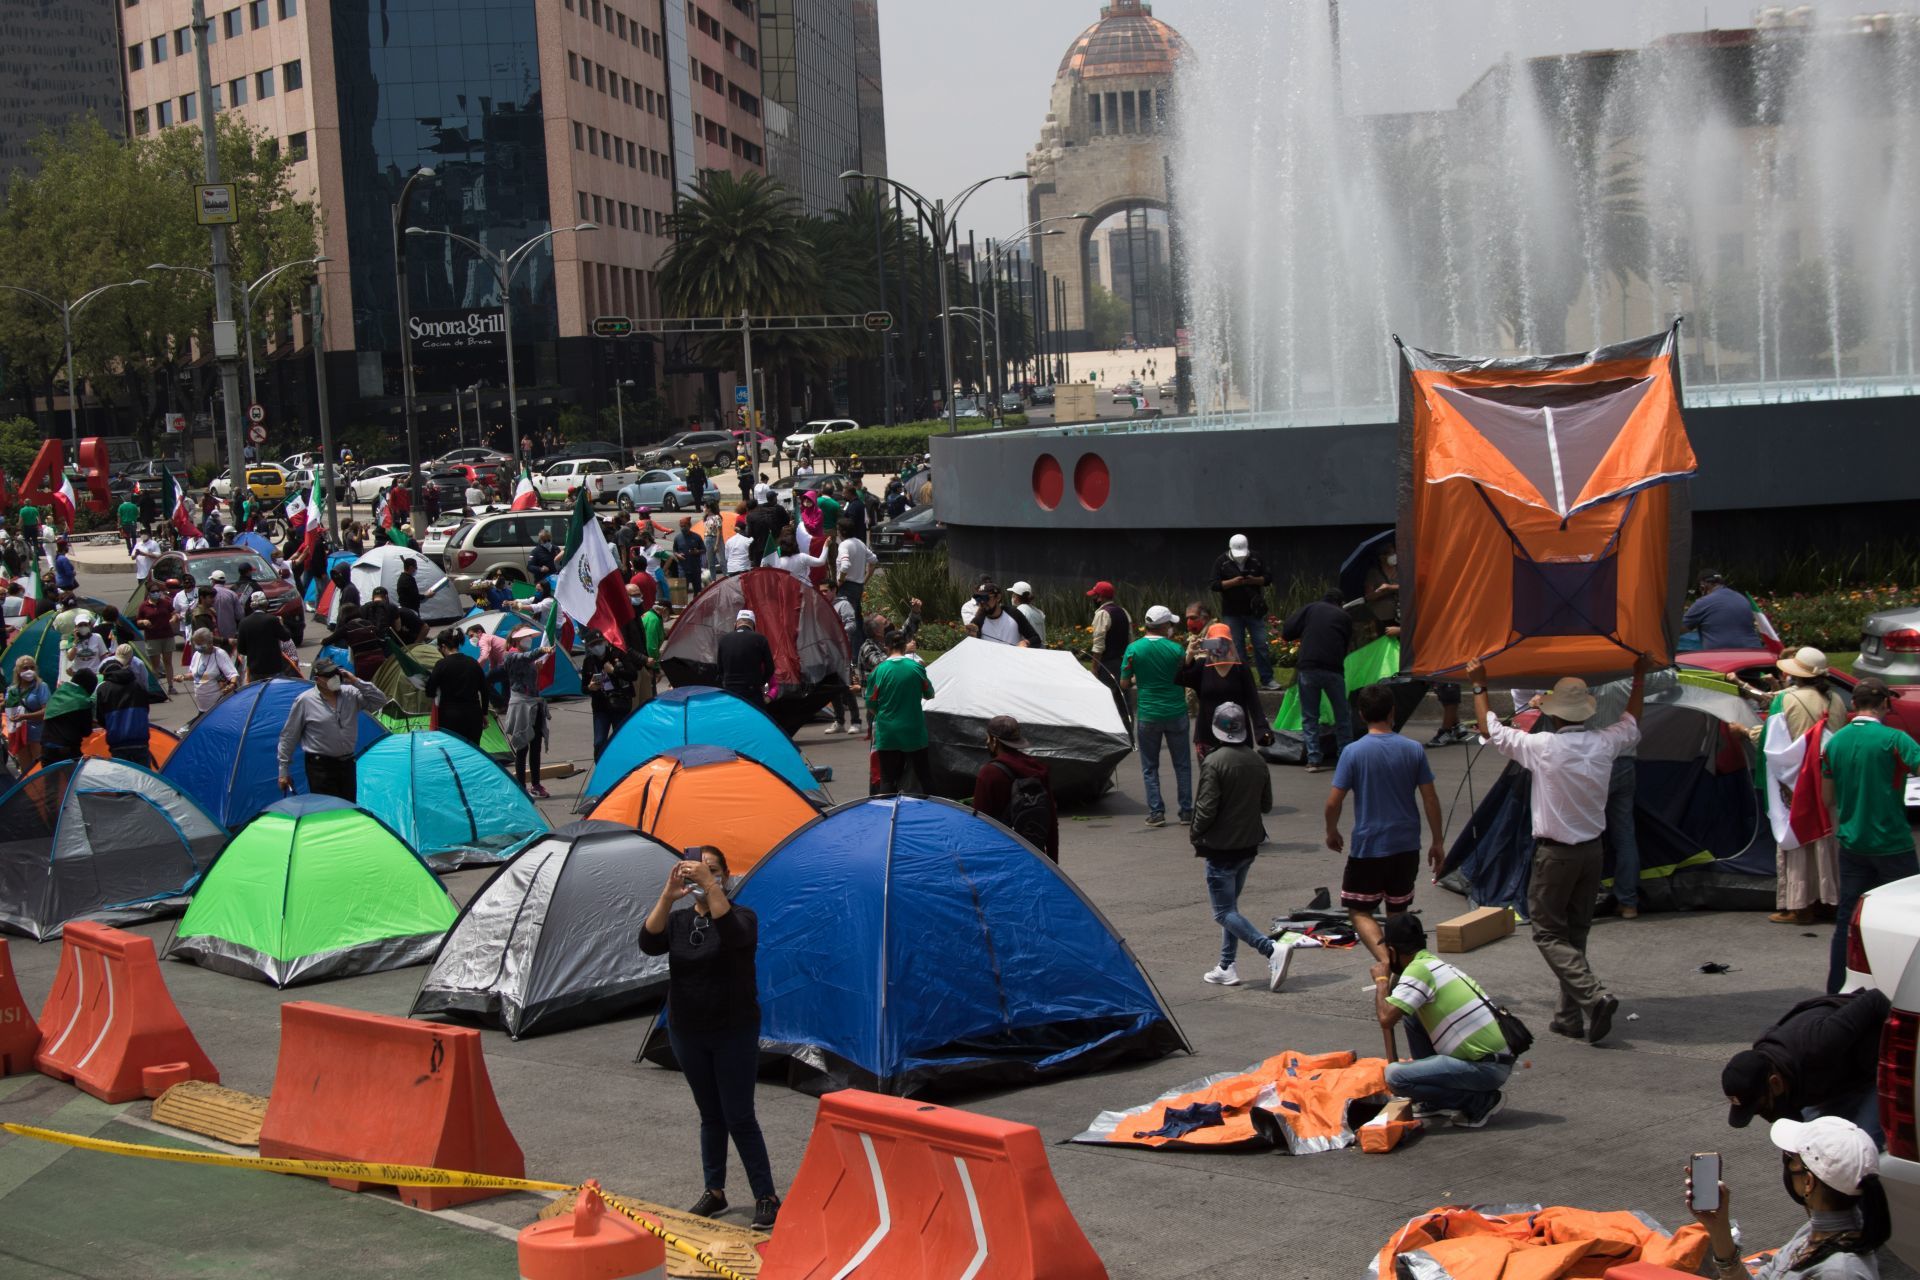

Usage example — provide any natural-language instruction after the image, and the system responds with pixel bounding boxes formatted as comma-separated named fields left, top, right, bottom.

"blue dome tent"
left=639, top=796, right=1188, bottom=1096
left=459, top=609, right=582, bottom=700
left=585, top=687, right=823, bottom=803
left=355, top=731, right=549, bottom=871
left=162, top=677, right=387, bottom=827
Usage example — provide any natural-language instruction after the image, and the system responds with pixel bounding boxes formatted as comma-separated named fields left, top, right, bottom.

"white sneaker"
left=823, top=723, right=843, bottom=735
left=1267, top=943, right=1295, bottom=991
left=1202, top=963, right=1241, bottom=986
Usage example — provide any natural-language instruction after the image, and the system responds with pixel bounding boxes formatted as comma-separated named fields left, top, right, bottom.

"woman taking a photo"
left=639, top=846, right=779, bottom=1231
left=1686, top=1115, right=1889, bottom=1278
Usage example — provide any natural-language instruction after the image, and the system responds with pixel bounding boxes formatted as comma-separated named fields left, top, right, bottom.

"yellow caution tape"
left=0, top=1123, right=753, bottom=1280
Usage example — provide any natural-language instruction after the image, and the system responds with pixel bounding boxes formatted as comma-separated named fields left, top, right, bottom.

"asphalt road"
left=3, top=556, right=1913, bottom=1279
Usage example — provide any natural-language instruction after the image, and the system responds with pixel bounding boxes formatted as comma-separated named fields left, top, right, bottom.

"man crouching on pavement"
left=1373, top=913, right=1515, bottom=1129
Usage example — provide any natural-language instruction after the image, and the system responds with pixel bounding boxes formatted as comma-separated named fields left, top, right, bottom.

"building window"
left=618, top=202, right=629, bottom=229
left=579, top=191, right=589, bottom=220
left=596, top=64, right=607, bottom=92
left=210, top=83, right=223, bottom=109
left=592, top=194, right=603, bottom=222
left=287, top=131, right=307, bottom=160
left=590, top=0, right=600, bottom=21
left=1138, top=89, right=1153, bottom=133
left=278, top=0, right=296, bottom=17
left=568, top=51, right=578, bottom=79
left=248, top=0, right=267, bottom=28
left=622, top=77, right=631, bottom=105
left=128, top=43, right=144, bottom=71
left=587, top=129, right=597, bottom=156
left=180, top=92, right=197, bottom=122
left=151, top=35, right=168, bottom=62
left=626, top=139, right=636, bottom=166
left=573, top=122, right=583, bottom=150
left=616, top=11, right=626, bottom=38
left=156, top=100, right=173, bottom=126
left=256, top=67, right=275, bottom=98
left=282, top=59, right=302, bottom=90
left=175, top=27, right=190, bottom=54
left=229, top=76, right=247, bottom=104
left=133, top=107, right=151, bottom=134
left=223, top=8, right=242, bottom=37
left=643, top=208, right=652, bottom=234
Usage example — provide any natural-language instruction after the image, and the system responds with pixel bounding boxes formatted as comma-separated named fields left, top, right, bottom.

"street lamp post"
left=392, top=166, right=436, bottom=540
left=985, top=218, right=1085, bottom=410
left=406, top=221, right=598, bottom=471
left=148, top=256, right=329, bottom=405
left=0, top=279, right=150, bottom=461
left=840, top=169, right=1029, bottom=436
left=613, top=378, right=636, bottom=455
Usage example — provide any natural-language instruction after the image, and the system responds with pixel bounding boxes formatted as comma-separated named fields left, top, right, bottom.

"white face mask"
left=1386, top=554, right=1399, bottom=568
left=19, top=671, right=36, bottom=684
left=321, top=676, right=342, bottom=692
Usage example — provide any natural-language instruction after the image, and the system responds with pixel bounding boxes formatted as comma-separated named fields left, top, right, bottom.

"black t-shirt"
left=425, top=651, right=487, bottom=710
left=396, top=573, right=422, bottom=612
left=1211, top=553, right=1271, bottom=618
left=236, top=610, right=289, bottom=677
left=717, top=629, right=776, bottom=698
left=1282, top=600, right=1353, bottom=673
left=639, top=904, right=760, bottom=1034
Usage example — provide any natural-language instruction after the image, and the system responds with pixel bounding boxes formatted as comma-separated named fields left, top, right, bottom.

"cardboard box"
left=1437, top=906, right=1514, bottom=953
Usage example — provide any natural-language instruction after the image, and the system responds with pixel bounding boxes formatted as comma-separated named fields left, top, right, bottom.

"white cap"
left=249, top=591, right=269, bottom=606
left=1144, top=604, right=1177, bottom=627
left=1229, top=534, right=1250, bottom=556
left=1009, top=581, right=1034, bottom=598
left=1770, top=1116, right=1879, bottom=1196
left=736, top=609, right=757, bottom=624
left=210, top=570, right=227, bottom=582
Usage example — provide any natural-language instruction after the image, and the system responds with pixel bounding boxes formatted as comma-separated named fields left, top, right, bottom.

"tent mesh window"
left=1511, top=553, right=1619, bottom=638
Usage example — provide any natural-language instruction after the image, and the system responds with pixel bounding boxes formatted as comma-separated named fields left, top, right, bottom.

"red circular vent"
left=1073, top=453, right=1111, bottom=511
left=1032, top=454, right=1064, bottom=511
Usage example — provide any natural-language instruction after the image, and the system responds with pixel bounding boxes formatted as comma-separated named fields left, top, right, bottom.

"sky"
left=875, top=0, right=1833, bottom=242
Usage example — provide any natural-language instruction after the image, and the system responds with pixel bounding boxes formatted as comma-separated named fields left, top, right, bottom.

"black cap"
left=1381, top=912, right=1427, bottom=957
left=1721, top=1049, right=1772, bottom=1128
left=1700, top=570, right=1726, bottom=584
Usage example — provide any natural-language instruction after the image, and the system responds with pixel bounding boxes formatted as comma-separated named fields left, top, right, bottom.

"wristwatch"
left=1471, top=685, right=1488, bottom=695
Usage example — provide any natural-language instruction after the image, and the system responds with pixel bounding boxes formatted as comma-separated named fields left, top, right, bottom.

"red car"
left=149, top=548, right=306, bottom=645
left=1676, top=648, right=1920, bottom=738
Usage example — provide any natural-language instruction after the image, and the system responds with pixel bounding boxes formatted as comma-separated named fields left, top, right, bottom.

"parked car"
left=208, top=464, right=289, bottom=501
left=637, top=430, right=737, bottom=468
left=871, top=503, right=945, bottom=558
left=1158, top=379, right=1180, bottom=396
left=1676, top=648, right=1920, bottom=740
left=997, top=392, right=1024, bottom=414
left=952, top=398, right=986, bottom=420
left=348, top=463, right=412, bottom=504
left=615, top=468, right=693, bottom=513
left=1852, top=605, right=1920, bottom=687
left=1842, top=872, right=1920, bottom=1265
left=109, top=458, right=185, bottom=501
left=782, top=419, right=858, bottom=456
left=433, top=447, right=509, bottom=469
left=442, top=509, right=574, bottom=593
left=537, top=440, right=626, bottom=465
left=285, top=466, right=349, bottom=504
left=532, top=457, right=636, bottom=503
left=420, top=513, right=472, bottom=565
left=729, top=429, right=776, bottom=462
left=151, top=547, right=305, bottom=644
left=1110, top=385, right=1136, bottom=403
left=1030, top=385, right=1055, bottom=405
left=765, top=471, right=853, bottom=516
left=282, top=451, right=321, bottom=472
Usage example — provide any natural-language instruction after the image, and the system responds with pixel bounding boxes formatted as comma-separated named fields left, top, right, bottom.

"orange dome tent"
left=68, top=726, right=181, bottom=768
left=586, top=745, right=819, bottom=873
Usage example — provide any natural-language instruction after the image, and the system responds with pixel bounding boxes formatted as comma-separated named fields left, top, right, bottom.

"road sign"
left=248, top=424, right=268, bottom=445
left=247, top=403, right=266, bottom=425
left=734, top=385, right=751, bottom=406
left=163, top=413, right=186, bottom=435
left=591, top=315, right=633, bottom=338
left=196, top=184, right=238, bottom=225
left=863, top=311, right=894, bottom=332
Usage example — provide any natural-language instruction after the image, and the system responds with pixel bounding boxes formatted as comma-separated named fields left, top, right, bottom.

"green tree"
left=1086, top=285, right=1129, bottom=350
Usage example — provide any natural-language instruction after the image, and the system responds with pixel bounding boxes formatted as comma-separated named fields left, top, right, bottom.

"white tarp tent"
left=349, top=545, right=465, bottom=623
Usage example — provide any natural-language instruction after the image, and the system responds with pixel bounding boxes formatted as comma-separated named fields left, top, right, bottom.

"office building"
left=0, top=0, right=125, bottom=182
left=758, top=0, right=865, bottom=214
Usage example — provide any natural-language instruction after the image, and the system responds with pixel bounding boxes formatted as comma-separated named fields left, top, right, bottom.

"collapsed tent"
left=586, top=687, right=824, bottom=803
left=166, top=796, right=457, bottom=986
left=586, top=746, right=818, bottom=874
left=923, top=638, right=1133, bottom=802
left=74, top=724, right=181, bottom=768
left=348, top=545, right=465, bottom=623
left=1443, top=681, right=1774, bottom=914
left=411, top=822, right=682, bottom=1037
left=0, top=758, right=225, bottom=941
left=641, top=796, right=1187, bottom=1096
left=374, top=706, right=512, bottom=759
left=1397, top=326, right=1697, bottom=686
left=459, top=609, right=581, bottom=699
left=163, top=677, right=388, bottom=826
left=1071, top=1050, right=1391, bottom=1154
left=1372, top=1205, right=1710, bottom=1280
left=658, top=568, right=849, bottom=735
left=355, top=731, right=549, bottom=871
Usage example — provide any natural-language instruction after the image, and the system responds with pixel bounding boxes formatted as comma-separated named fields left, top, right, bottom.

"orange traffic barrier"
left=761, top=1089, right=1107, bottom=1280
left=0, top=939, right=40, bottom=1076
left=519, top=1181, right=666, bottom=1280
left=34, top=921, right=218, bottom=1102
left=258, top=1001, right=525, bottom=1211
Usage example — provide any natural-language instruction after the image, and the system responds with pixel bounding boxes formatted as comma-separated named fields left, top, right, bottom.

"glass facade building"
left=759, top=0, right=866, bottom=214
left=0, top=0, right=124, bottom=182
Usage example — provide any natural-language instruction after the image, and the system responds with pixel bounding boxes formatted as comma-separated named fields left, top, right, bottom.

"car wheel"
left=617, top=493, right=634, bottom=515
left=663, top=493, right=679, bottom=512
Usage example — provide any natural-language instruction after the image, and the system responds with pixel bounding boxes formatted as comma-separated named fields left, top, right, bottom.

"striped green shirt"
left=1385, top=950, right=1509, bottom=1061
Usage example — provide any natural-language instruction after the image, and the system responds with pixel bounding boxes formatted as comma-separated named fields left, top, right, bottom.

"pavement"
left=4, top=556, right=1915, bottom=1279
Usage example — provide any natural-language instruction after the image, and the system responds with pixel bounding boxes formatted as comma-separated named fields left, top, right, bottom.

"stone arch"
left=1071, top=194, right=1170, bottom=350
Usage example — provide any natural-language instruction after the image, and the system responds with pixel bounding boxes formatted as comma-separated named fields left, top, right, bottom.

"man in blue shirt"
left=1681, top=571, right=1764, bottom=650
left=1324, top=683, right=1445, bottom=964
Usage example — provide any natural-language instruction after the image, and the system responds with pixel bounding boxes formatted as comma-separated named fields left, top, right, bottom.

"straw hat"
left=1776, top=646, right=1829, bottom=680
left=1538, top=677, right=1597, bottom=722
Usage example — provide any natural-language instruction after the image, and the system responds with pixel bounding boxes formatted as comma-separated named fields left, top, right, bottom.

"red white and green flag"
left=49, top=475, right=77, bottom=529
left=1745, top=592, right=1784, bottom=656
left=161, top=464, right=202, bottom=541
left=511, top=466, right=540, bottom=511
left=554, top=488, right=633, bottom=649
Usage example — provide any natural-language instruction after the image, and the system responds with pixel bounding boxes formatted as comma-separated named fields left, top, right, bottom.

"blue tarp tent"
left=163, top=677, right=387, bottom=827
left=1442, top=683, right=1776, bottom=915
left=585, top=687, right=822, bottom=802
left=640, top=796, right=1188, bottom=1096
left=459, top=609, right=582, bottom=700
left=355, top=730, right=549, bottom=871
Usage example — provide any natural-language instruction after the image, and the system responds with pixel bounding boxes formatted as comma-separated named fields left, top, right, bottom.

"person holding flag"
left=552, top=488, right=637, bottom=657
left=1759, top=647, right=1850, bottom=926
left=503, top=625, right=554, bottom=797
left=1682, top=571, right=1772, bottom=652
left=511, top=465, right=542, bottom=511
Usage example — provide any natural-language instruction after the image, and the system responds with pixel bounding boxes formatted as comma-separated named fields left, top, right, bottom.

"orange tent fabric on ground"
left=585, top=745, right=819, bottom=873
left=1372, top=1205, right=1710, bottom=1280
left=1397, top=326, right=1697, bottom=687
left=77, top=725, right=179, bottom=767
left=1070, top=1049, right=1392, bottom=1154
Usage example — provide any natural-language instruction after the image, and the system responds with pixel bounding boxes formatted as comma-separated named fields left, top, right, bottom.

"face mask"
left=19, top=671, right=36, bottom=685
left=1386, top=554, right=1399, bottom=568
left=521, top=637, right=538, bottom=652
left=587, top=642, right=606, bottom=656
left=322, top=676, right=342, bottom=692
left=1185, top=618, right=1204, bottom=634
left=1782, top=1158, right=1808, bottom=1208
left=76, top=629, right=92, bottom=640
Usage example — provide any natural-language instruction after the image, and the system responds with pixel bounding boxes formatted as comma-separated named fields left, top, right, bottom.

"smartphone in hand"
left=1689, top=1153, right=1721, bottom=1212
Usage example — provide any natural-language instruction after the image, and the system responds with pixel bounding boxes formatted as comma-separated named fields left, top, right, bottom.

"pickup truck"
left=531, top=457, right=638, bottom=504
left=1845, top=872, right=1919, bottom=1265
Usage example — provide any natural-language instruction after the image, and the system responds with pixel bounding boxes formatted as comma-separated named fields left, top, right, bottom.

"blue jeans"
left=1137, top=715, right=1192, bottom=817
left=1224, top=614, right=1274, bottom=683
left=667, top=1022, right=777, bottom=1200
left=1384, top=1020, right=1511, bottom=1121
left=591, top=704, right=630, bottom=760
left=1204, top=855, right=1274, bottom=968
left=1808, top=1086, right=1884, bottom=1148
left=1294, top=667, right=1353, bottom=766
left=1604, top=756, right=1640, bottom=908
left=1828, top=846, right=1920, bottom=993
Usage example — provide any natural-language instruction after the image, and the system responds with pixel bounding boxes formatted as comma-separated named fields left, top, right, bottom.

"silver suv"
left=442, top=509, right=572, bottom=594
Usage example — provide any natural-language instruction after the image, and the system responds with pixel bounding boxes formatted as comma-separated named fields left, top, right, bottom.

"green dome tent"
left=166, top=796, right=457, bottom=987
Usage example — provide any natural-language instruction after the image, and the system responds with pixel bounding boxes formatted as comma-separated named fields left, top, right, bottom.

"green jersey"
left=1821, top=715, right=1920, bottom=856
left=1121, top=635, right=1187, bottom=722
left=117, top=500, right=139, bottom=528
left=865, top=655, right=933, bottom=751
left=640, top=608, right=665, bottom=658
left=1385, top=950, right=1509, bottom=1061
left=18, top=504, right=40, bottom=535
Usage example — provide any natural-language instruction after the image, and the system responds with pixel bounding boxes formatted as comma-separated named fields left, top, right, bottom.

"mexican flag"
left=49, top=475, right=77, bottom=529
left=1761, top=706, right=1832, bottom=849
left=511, top=467, right=540, bottom=511
left=376, top=489, right=412, bottom=547
left=161, top=464, right=201, bottom=541
left=297, top=468, right=326, bottom=561
left=1748, top=594, right=1784, bottom=656
left=554, top=488, right=633, bottom=649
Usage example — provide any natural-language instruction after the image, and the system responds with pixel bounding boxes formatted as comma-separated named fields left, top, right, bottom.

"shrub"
left=1751, top=583, right=1920, bottom=654
left=872, top=546, right=964, bottom=624
left=810, top=420, right=998, bottom=460
left=188, top=463, right=218, bottom=488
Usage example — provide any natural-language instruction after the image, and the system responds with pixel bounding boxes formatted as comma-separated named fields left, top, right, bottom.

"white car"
left=419, top=511, right=480, bottom=564
left=1847, top=872, right=1920, bottom=1265
left=783, top=419, right=858, bottom=456
left=282, top=451, right=321, bottom=471
left=349, top=464, right=412, bottom=504
left=532, top=457, right=637, bottom=503
left=433, top=447, right=509, bottom=469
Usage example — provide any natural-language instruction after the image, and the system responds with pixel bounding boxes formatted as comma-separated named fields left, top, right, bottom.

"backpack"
left=992, top=760, right=1052, bottom=849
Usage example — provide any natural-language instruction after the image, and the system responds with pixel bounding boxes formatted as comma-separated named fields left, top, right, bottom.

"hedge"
left=809, top=416, right=1026, bottom=459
